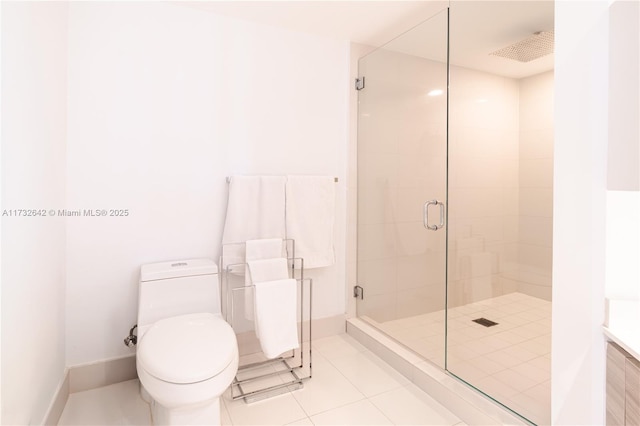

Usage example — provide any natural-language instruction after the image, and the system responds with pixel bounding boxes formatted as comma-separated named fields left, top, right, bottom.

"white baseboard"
left=68, top=354, right=138, bottom=394
left=237, top=314, right=346, bottom=356
left=43, top=370, right=69, bottom=426
left=43, top=315, right=344, bottom=423
left=309, top=314, right=347, bottom=339
left=44, top=354, right=137, bottom=425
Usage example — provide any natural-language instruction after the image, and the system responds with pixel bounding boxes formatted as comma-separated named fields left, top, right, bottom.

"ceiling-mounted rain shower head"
left=489, top=30, right=554, bottom=63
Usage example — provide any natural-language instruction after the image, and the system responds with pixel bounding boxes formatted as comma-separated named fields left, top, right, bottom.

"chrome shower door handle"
left=423, top=200, right=436, bottom=230
left=437, top=201, right=445, bottom=229
left=423, top=199, right=445, bottom=231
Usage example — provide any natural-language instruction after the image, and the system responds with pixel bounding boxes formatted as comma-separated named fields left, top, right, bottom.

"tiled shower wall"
left=449, top=69, right=555, bottom=306
left=515, top=71, right=554, bottom=301
left=447, top=67, right=520, bottom=307
left=357, top=49, right=554, bottom=320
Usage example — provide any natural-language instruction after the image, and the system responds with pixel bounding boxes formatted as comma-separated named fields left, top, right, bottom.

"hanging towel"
left=246, top=256, right=289, bottom=336
left=285, top=176, right=335, bottom=268
left=247, top=257, right=289, bottom=284
left=245, top=239, right=284, bottom=268
left=253, top=278, right=299, bottom=359
left=221, top=176, right=286, bottom=268
left=243, top=239, right=286, bottom=319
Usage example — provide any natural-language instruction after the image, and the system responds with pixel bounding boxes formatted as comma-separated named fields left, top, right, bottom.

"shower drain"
left=472, top=317, right=499, bottom=327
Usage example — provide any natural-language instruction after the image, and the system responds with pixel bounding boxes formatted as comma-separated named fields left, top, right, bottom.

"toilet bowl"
left=136, top=260, right=238, bottom=425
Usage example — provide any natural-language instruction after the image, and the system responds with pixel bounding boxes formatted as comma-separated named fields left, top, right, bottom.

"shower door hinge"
left=353, top=285, right=364, bottom=299
left=355, top=77, right=365, bottom=91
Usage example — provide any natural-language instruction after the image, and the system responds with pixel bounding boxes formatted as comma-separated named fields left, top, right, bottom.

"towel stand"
left=221, top=239, right=312, bottom=403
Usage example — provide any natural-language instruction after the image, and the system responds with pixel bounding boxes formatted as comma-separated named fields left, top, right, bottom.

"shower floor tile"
left=372, top=292, right=551, bottom=426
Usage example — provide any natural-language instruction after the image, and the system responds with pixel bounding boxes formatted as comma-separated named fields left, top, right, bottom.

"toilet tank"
left=138, top=259, right=220, bottom=334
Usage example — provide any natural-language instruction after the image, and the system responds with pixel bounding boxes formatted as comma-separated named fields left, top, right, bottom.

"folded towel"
left=247, top=258, right=289, bottom=284
left=246, top=257, right=289, bottom=336
left=221, top=176, right=286, bottom=269
left=285, top=176, right=335, bottom=268
left=245, top=239, right=284, bottom=269
left=242, top=239, right=285, bottom=321
left=253, top=278, right=299, bottom=359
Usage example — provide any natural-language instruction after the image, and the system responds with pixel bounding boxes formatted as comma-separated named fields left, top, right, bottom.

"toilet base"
left=149, top=394, right=221, bottom=425
left=140, top=382, right=222, bottom=426
left=140, top=383, right=152, bottom=404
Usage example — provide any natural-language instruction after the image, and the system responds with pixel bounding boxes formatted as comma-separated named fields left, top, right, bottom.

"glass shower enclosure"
left=356, top=8, right=449, bottom=368
left=356, top=3, right=553, bottom=425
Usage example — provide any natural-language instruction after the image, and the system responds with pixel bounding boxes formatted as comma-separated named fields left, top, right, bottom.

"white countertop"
left=604, top=299, right=640, bottom=360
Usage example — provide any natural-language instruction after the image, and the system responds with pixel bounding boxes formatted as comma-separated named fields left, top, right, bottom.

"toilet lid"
left=138, top=313, right=237, bottom=384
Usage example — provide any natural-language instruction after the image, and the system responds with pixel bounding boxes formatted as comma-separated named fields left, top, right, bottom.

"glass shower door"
left=356, top=8, right=449, bottom=368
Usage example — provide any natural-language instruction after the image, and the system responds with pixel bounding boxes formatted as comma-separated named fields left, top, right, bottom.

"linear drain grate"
left=472, top=317, right=499, bottom=327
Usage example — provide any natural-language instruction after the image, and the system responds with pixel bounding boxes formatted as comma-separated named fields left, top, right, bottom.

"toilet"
left=136, top=259, right=238, bottom=425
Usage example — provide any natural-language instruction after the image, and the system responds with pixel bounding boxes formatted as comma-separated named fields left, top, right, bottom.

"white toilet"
left=136, top=259, right=238, bottom=425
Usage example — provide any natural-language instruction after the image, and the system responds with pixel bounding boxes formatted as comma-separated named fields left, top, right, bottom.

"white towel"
left=245, top=239, right=284, bottom=269
left=247, top=258, right=289, bottom=284
left=221, top=176, right=286, bottom=268
left=243, top=239, right=285, bottom=321
left=253, top=278, right=299, bottom=359
left=285, top=176, right=335, bottom=268
left=246, top=257, right=289, bottom=336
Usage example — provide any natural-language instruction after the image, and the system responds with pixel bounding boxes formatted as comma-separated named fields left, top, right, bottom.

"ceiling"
left=181, top=1, right=449, bottom=47
left=180, top=1, right=554, bottom=79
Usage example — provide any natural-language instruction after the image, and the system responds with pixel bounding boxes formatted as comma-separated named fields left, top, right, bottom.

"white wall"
left=65, top=2, right=350, bottom=366
left=1, top=4, right=4, bottom=419
left=1, top=2, right=68, bottom=424
left=607, top=0, right=639, bottom=191
left=606, top=191, right=640, bottom=301
left=552, top=0, right=609, bottom=424
left=604, top=0, right=640, bottom=302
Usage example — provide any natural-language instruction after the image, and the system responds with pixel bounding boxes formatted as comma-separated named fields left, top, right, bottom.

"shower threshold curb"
left=346, top=318, right=530, bottom=426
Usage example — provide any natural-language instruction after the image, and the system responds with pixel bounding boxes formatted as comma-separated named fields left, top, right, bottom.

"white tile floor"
left=374, top=292, right=551, bottom=426
left=58, top=334, right=468, bottom=426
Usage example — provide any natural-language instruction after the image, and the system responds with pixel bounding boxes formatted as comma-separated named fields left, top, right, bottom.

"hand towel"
left=221, top=176, right=286, bottom=268
left=242, top=238, right=285, bottom=321
left=285, top=176, right=335, bottom=268
left=245, top=239, right=284, bottom=267
left=247, top=258, right=289, bottom=284
left=253, top=278, right=299, bottom=359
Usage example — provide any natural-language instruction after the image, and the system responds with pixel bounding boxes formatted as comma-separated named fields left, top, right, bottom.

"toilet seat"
left=137, top=312, right=236, bottom=384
